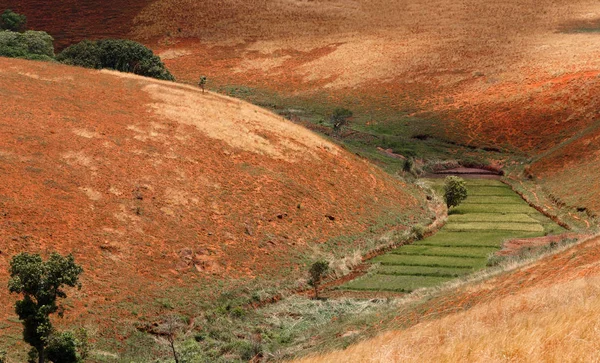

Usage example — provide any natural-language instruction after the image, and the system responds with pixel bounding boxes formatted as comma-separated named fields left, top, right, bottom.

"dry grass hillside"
left=0, top=58, right=427, bottom=344
left=300, top=235, right=600, bottom=362
left=6, top=0, right=600, bottom=212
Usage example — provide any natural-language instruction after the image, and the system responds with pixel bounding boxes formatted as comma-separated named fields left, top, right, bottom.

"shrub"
left=411, top=224, right=425, bottom=240
left=443, top=176, right=468, bottom=209
left=57, top=38, right=175, bottom=81
left=1, top=9, right=26, bottom=32
left=403, top=157, right=414, bottom=173
left=0, top=350, right=6, bottom=363
left=308, top=260, right=329, bottom=299
left=330, top=107, right=353, bottom=133
left=46, top=332, right=79, bottom=363
left=56, top=40, right=102, bottom=68
left=0, top=30, right=54, bottom=60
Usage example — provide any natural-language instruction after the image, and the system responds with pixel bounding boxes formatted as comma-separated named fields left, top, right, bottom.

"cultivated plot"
left=342, top=178, right=565, bottom=293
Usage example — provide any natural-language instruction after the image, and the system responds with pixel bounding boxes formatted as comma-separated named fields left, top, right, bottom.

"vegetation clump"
left=57, top=39, right=175, bottom=81
left=8, top=252, right=83, bottom=363
left=1, top=9, right=26, bottom=32
left=308, top=260, right=329, bottom=299
left=330, top=107, right=353, bottom=134
left=0, top=30, right=54, bottom=61
left=443, top=176, right=468, bottom=209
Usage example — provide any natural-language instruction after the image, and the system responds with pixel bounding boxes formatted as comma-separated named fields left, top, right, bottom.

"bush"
left=330, top=107, right=353, bottom=133
left=308, top=260, right=329, bottom=299
left=411, top=224, right=425, bottom=240
left=0, top=30, right=54, bottom=60
left=46, top=332, right=79, bottom=363
left=56, top=40, right=102, bottom=68
left=443, top=176, right=468, bottom=209
left=1, top=9, right=26, bottom=32
left=0, top=349, right=6, bottom=363
left=57, top=38, right=175, bottom=81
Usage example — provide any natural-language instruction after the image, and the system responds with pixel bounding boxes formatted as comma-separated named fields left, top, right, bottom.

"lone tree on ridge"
left=443, top=176, right=468, bottom=209
left=8, top=252, right=83, bottom=363
left=198, top=76, right=207, bottom=93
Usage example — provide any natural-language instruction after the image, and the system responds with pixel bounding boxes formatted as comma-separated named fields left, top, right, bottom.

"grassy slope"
left=0, top=58, right=429, bottom=359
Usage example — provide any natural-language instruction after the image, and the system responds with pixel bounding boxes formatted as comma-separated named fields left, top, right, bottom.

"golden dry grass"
left=300, top=276, right=600, bottom=362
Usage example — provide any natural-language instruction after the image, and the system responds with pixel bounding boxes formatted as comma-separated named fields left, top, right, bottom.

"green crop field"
left=420, top=231, right=544, bottom=247
left=376, top=265, right=474, bottom=278
left=451, top=204, right=536, bottom=214
left=342, top=274, right=453, bottom=293
left=463, top=195, right=527, bottom=204
left=444, top=222, right=544, bottom=232
left=340, top=178, right=565, bottom=293
left=448, top=213, right=539, bottom=223
left=372, top=254, right=488, bottom=268
left=467, top=187, right=519, bottom=196
left=392, top=245, right=499, bottom=258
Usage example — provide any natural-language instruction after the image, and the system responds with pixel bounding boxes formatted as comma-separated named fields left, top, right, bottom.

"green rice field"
left=341, top=178, right=565, bottom=293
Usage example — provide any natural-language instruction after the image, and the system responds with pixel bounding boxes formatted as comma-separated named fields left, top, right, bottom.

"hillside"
left=0, top=58, right=428, bottom=353
left=5, top=0, right=600, bottom=214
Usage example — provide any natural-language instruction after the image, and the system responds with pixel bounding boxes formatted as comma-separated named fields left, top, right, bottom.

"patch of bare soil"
left=497, top=233, right=588, bottom=256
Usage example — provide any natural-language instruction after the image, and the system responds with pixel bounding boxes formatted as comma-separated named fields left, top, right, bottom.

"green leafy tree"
left=0, top=30, right=54, bottom=61
left=443, top=176, right=468, bottom=209
left=308, top=260, right=329, bottom=299
left=46, top=332, right=78, bottom=363
left=330, top=108, right=353, bottom=134
left=56, top=40, right=102, bottom=69
left=57, top=39, right=175, bottom=81
left=1, top=9, right=26, bottom=32
left=8, top=253, right=83, bottom=363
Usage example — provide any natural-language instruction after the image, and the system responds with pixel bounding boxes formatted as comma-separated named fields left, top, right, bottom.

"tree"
left=0, top=30, right=54, bottom=61
left=8, top=253, right=83, bottom=363
left=198, top=76, right=207, bottom=93
left=156, top=314, right=185, bottom=363
left=46, top=332, right=78, bottom=363
left=330, top=108, right=353, bottom=134
left=1, top=9, right=26, bottom=32
left=308, top=260, right=329, bottom=300
left=56, top=40, right=102, bottom=69
left=443, top=176, right=467, bottom=209
left=57, top=39, right=175, bottom=81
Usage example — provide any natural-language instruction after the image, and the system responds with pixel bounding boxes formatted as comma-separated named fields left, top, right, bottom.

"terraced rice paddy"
left=342, top=179, right=565, bottom=293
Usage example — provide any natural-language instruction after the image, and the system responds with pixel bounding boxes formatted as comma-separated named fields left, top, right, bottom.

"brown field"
left=0, top=58, right=427, bottom=348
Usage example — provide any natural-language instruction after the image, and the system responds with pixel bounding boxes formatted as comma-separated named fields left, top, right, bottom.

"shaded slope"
left=0, top=0, right=153, bottom=49
left=0, top=58, right=427, bottom=334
